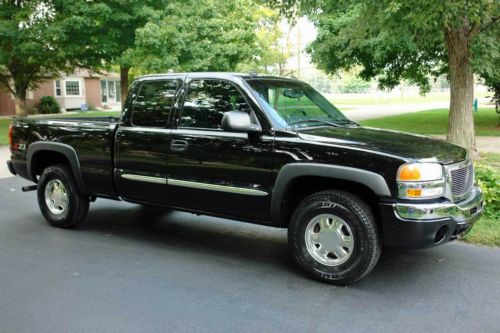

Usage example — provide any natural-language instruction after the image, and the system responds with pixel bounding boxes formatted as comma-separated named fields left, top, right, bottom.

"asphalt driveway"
left=1, top=176, right=500, bottom=333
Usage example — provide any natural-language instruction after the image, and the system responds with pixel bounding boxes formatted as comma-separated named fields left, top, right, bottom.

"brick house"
left=0, top=70, right=121, bottom=116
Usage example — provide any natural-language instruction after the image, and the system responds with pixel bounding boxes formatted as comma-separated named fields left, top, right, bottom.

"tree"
left=127, top=0, right=259, bottom=74
left=0, top=0, right=105, bottom=116
left=237, top=6, right=293, bottom=76
left=80, top=0, right=159, bottom=109
left=270, top=0, right=500, bottom=153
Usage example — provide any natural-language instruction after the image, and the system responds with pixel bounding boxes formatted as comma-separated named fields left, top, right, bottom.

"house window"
left=55, top=80, right=62, bottom=96
left=101, top=80, right=121, bottom=104
left=65, top=80, right=81, bottom=96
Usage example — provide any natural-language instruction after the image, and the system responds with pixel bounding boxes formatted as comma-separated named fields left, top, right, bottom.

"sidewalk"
left=0, top=147, right=10, bottom=178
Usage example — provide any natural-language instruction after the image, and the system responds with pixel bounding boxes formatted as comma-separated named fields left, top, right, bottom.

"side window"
left=132, top=80, right=179, bottom=127
left=180, top=79, right=251, bottom=129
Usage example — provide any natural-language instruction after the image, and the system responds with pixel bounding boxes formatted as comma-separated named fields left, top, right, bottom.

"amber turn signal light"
left=398, top=164, right=421, bottom=181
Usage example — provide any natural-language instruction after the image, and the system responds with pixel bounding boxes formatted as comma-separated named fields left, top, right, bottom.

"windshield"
left=245, top=78, right=351, bottom=130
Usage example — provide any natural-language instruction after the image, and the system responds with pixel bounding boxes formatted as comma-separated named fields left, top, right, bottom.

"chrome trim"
left=443, top=159, right=474, bottom=202
left=394, top=185, right=483, bottom=222
left=167, top=178, right=268, bottom=196
left=397, top=179, right=445, bottom=200
left=121, top=174, right=166, bottom=184
left=120, top=173, right=268, bottom=196
left=273, top=149, right=301, bottom=160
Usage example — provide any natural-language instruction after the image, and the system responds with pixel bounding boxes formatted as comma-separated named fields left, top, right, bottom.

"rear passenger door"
left=114, top=78, right=183, bottom=204
left=166, top=78, right=274, bottom=221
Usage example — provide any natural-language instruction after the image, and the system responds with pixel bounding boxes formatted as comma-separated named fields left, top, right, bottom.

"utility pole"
left=297, top=23, right=301, bottom=79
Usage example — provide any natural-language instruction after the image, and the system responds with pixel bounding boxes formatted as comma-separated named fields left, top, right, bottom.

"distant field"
left=329, top=91, right=490, bottom=106
left=361, top=108, right=499, bottom=136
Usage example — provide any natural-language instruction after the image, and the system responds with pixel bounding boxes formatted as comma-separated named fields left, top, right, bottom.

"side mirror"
left=221, top=111, right=261, bottom=133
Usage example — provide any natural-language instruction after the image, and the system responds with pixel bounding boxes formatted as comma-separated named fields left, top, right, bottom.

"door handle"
left=170, top=140, right=189, bottom=152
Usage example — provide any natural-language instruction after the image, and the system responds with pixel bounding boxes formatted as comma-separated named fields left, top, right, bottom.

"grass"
left=0, top=118, right=9, bottom=146
left=329, top=91, right=490, bottom=105
left=463, top=218, right=500, bottom=247
left=361, top=108, right=499, bottom=136
left=480, top=152, right=500, bottom=168
left=462, top=152, right=500, bottom=247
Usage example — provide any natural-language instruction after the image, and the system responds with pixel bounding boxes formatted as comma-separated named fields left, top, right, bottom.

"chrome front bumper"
left=394, top=186, right=483, bottom=223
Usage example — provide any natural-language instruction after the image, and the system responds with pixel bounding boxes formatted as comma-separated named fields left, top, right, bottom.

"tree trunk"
left=120, top=66, right=130, bottom=110
left=444, top=26, right=476, bottom=154
left=14, top=96, right=28, bottom=117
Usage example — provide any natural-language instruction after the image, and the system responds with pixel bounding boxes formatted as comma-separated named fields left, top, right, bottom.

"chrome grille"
left=449, top=163, right=474, bottom=199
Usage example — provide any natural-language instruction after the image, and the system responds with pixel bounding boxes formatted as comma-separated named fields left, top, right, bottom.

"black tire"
left=288, top=190, right=381, bottom=285
left=37, top=164, right=89, bottom=228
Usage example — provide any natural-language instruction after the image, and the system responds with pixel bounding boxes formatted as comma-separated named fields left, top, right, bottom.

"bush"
left=38, top=96, right=61, bottom=114
left=475, top=164, right=500, bottom=219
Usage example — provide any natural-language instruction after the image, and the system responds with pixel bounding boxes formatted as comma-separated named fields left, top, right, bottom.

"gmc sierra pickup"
left=7, top=72, right=484, bottom=284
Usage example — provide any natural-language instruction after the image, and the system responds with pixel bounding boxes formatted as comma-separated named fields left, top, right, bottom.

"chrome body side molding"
left=121, top=174, right=167, bottom=184
left=120, top=174, right=268, bottom=196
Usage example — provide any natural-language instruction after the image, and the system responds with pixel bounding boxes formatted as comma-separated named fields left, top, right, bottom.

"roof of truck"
left=136, top=72, right=299, bottom=81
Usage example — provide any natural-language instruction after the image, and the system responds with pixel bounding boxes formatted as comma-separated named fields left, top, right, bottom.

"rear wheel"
left=37, top=164, right=89, bottom=228
left=288, top=190, right=381, bottom=285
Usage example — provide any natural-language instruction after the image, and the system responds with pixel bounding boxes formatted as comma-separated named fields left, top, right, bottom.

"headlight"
left=397, top=163, right=444, bottom=199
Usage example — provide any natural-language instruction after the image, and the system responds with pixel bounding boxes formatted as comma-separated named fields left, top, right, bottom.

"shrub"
left=38, top=96, right=61, bottom=114
left=475, top=164, right=500, bottom=219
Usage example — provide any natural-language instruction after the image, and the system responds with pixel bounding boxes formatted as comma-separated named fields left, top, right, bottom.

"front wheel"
left=288, top=190, right=381, bottom=285
left=37, top=164, right=89, bottom=228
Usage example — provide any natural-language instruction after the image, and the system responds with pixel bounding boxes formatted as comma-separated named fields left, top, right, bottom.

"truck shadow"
left=79, top=203, right=442, bottom=288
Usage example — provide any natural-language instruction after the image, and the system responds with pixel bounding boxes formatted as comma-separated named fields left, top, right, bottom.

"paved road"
left=1, top=176, right=500, bottom=333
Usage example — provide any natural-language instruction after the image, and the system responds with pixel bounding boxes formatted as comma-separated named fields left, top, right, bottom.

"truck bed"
left=11, top=115, right=120, bottom=198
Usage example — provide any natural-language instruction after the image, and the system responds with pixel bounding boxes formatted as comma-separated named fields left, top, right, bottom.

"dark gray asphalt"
left=1, top=176, right=500, bottom=333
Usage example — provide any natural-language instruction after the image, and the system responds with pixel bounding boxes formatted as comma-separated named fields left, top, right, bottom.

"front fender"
left=270, top=163, right=391, bottom=225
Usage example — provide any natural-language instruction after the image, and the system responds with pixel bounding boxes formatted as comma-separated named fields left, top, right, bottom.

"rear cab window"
left=131, top=80, right=180, bottom=127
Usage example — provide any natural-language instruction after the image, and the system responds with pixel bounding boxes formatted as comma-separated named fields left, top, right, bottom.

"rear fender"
left=27, top=142, right=86, bottom=194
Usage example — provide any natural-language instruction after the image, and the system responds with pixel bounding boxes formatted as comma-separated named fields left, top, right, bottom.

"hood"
left=298, top=126, right=467, bottom=164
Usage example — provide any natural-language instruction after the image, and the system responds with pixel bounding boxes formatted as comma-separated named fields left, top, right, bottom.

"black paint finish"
left=7, top=72, right=472, bottom=249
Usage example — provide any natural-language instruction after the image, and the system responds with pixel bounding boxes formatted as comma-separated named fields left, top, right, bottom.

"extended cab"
left=7, top=73, right=484, bottom=284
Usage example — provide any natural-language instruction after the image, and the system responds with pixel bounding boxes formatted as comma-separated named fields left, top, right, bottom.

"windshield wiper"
left=290, top=118, right=341, bottom=128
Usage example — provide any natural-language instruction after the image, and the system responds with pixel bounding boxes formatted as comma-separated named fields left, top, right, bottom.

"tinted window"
left=132, top=80, right=179, bottom=127
left=180, top=80, right=250, bottom=129
left=245, top=79, right=349, bottom=129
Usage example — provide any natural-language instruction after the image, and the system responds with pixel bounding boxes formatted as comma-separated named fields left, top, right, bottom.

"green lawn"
left=463, top=218, right=500, bottom=247
left=361, top=108, right=499, bottom=136
left=0, top=118, right=9, bottom=146
left=330, top=91, right=490, bottom=106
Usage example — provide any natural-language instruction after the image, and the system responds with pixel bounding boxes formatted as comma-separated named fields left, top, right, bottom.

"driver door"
left=165, top=78, right=274, bottom=221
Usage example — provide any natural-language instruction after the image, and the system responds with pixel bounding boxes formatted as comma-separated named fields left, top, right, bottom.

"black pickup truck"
left=7, top=72, right=484, bottom=284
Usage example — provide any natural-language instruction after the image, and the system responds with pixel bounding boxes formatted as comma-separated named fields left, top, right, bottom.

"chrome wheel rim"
left=305, top=214, right=354, bottom=266
left=45, top=179, right=69, bottom=215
